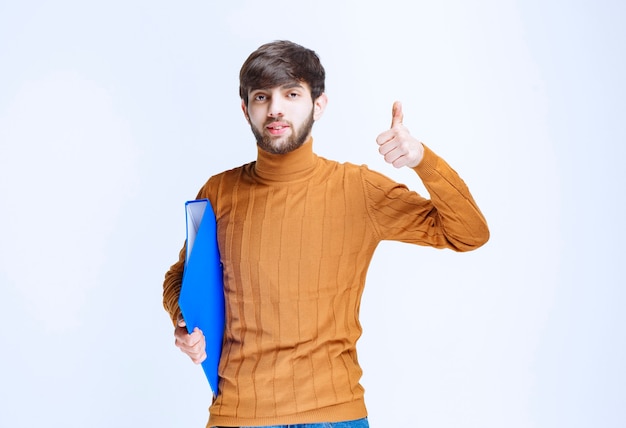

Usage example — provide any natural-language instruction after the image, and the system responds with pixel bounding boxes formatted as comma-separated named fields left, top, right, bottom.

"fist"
left=376, top=101, right=424, bottom=168
left=174, top=316, right=207, bottom=364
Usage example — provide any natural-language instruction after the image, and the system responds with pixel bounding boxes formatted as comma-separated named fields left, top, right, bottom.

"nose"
left=268, top=96, right=284, bottom=118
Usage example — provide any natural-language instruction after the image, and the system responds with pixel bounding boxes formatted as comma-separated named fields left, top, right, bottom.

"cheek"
left=296, top=105, right=315, bottom=121
left=248, top=110, right=266, bottom=126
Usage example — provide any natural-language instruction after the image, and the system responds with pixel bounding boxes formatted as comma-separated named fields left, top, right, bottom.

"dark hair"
left=239, top=40, right=326, bottom=106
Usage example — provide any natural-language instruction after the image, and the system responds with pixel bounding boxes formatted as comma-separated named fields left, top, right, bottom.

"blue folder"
left=179, top=199, right=225, bottom=397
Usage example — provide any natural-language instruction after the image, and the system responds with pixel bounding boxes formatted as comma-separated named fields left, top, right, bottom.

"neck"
left=254, top=137, right=317, bottom=182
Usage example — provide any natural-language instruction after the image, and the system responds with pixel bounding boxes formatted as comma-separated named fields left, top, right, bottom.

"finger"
left=181, top=328, right=203, bottom=344
left=176, top=333, right=202, bottom=350
left=175, top=326, right=200, bottom=347
left=382, top=147, right=403, bottom=166
left=378, top=139, right=397, bottom=156
left=177, top=314, right=186, bottom=328
left=390, top=101, right=403, bottom=128
left=190, top=327, right=204, bottom=341
left=376, top=129, right=396, bottom=147
left=192, top=351, right=207, bottom=365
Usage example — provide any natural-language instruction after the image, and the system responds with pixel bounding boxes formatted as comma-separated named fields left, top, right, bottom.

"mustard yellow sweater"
left=163, top=139, right=489, bottom=427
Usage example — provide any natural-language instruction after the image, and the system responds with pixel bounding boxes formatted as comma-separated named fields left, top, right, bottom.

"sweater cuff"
left=412, top=144, right=438, bottom=179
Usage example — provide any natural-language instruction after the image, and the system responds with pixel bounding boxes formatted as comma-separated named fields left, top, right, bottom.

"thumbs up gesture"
left=376, top=101, right=424, bottom=168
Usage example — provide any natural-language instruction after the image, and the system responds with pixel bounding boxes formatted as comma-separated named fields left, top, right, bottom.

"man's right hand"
left=174, top=316, right=207, bottom=364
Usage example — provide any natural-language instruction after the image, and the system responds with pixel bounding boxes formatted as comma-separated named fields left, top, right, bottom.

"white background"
left=0, top=1, right=624, bottom=427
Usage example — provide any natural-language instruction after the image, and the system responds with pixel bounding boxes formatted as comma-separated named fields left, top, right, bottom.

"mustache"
left=264, top=119, right=290, bottom=126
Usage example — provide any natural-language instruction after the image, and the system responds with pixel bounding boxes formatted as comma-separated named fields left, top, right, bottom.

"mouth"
left=266, top=121, right=290, bottom=136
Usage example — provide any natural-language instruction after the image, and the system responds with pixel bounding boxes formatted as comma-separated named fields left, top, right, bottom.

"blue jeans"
left=223, top=417, right=369, bottom=428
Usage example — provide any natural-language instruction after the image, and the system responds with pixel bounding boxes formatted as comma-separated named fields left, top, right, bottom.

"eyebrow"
left=280, top=82, right=304, bottom=90
left=251, top=82, right=305, bottom=94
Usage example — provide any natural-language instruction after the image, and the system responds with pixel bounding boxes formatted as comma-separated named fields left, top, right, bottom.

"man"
left=163, top=40, right=489, bottom=428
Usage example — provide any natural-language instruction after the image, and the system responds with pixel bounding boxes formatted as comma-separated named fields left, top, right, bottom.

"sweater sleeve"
left=363, top=145, right=489, bottom=252
left=162, top=244, right=186, bottom=326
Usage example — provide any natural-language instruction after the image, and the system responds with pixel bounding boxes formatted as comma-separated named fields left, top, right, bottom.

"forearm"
left=413, top=145, right=489, bottom=251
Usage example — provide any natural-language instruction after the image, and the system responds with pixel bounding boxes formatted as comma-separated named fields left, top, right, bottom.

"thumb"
left=177, top=314, right=187, bottom=328
left=391, top=101, right=403, bottom=128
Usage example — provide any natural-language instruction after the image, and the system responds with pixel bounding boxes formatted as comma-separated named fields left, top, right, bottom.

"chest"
left=215, top=181, right=369, bottom=262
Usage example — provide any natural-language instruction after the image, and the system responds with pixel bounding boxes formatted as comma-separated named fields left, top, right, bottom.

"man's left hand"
left=376, top=101, right=424, bottom=168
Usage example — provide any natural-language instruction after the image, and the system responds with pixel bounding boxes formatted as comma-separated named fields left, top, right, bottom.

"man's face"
left=242, top=82, right=327, bottom=154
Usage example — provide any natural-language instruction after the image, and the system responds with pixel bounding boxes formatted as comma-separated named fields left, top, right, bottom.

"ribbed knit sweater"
left=163, top=138, right=489, bottom=427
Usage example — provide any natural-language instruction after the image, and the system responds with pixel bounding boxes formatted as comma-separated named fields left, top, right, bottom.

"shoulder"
left=198, top=161, right=255, bottom=197
left=315, top=154, right=368, bottom=176
left=314, top=155, right=402, bottom=187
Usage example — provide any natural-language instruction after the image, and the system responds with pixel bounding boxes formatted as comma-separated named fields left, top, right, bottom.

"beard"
left=251, top=109, right=315, bottom=155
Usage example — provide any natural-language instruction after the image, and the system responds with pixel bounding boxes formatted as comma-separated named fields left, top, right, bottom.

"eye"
left=254, top=94, right=267, bottom=102
left=288, top=92, right=300, bottom=99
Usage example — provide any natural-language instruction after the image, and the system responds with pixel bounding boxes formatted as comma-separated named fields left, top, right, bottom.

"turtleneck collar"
left=253, top=137, right=318, bottom=182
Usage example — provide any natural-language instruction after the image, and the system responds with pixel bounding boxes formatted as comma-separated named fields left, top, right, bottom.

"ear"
left=313, top=93, right=328, bottom=121
left=241, top=100, right=250, bottom=123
